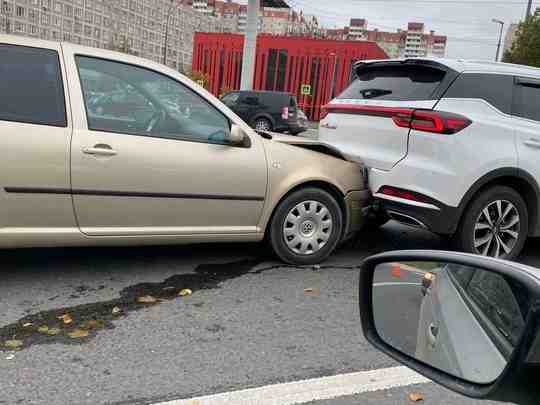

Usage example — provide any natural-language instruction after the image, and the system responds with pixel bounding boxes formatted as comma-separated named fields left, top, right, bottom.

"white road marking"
left=154, top=366, right=430, bottom=405
left=374, top=282, right=422, bottom=287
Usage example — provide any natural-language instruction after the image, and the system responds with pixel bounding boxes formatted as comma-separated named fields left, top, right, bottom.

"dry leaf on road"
left=58, top=314, right=73, bottom=325
left=409, top=392, right=425, bottom=402
left=22, top=322, right=33, bottom=328
left=179, top=289, right=193, bottom=297
left=46, top=328, right=61, bottom=336
left=68, top=329, right=89, bottom=339
left=37, top=325, right=50, bottom=334
left=304, top=288, right=320, bottom=295
left=4, top=340, right=23, bottom=350
left=112, top=306, right=122, bottom=315
left=137, top=295, right=158, bottom=304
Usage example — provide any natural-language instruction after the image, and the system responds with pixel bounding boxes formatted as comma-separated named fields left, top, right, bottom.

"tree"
left=503, top=10, right=540, bottom=67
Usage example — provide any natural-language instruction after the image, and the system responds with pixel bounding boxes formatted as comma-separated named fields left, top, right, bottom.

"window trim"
left=74, top=54, right=251, bottom=148
left=0, top=43, right=68, bottom=128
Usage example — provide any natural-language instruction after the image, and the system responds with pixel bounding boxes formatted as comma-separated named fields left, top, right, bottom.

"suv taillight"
left=393, top=110, right=472, bottom=135
left=282, top=107, right=289, bottom=120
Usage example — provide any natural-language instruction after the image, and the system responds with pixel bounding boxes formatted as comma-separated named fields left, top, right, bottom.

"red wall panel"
left=192, top=32, right=388, bottom=120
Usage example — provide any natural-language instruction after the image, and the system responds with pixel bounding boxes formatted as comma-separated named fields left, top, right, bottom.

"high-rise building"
left=0, top=0, right=228, bottom=72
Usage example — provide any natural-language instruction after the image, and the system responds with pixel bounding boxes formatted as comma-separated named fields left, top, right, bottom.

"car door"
left=62, top=44, right=267, bottom=236
left=512, top=77, right=540, bottom=220
left=0, top=38, right=76, bottom=243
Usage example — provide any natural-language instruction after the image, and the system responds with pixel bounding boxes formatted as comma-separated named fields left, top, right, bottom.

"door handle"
left=82, top=144, right=117, bottom=156
left=524, top=138, right=540, bottom=149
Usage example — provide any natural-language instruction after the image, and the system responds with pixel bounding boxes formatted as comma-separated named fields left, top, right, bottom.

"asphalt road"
left=2, top=222, right=539, bottom=405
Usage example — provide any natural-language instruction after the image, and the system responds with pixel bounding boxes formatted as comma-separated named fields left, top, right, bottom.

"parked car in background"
left=320, top=58, right=540, bottom=260
left=221, top=90, right=308, bottom=135
left=0, top=35, right=370, bottom=265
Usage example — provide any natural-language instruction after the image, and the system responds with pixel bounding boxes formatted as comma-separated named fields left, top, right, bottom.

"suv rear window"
left=337, top=64, right=446, bottom=101
left=0, top=44, right=67, bottom=127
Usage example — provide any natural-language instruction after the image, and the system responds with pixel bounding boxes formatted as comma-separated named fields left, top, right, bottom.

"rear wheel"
left=254, top=117, right=272, bottom=132
left=269, top=188, right=343, bottom=265
left=454, top=186, right=528, bottom=260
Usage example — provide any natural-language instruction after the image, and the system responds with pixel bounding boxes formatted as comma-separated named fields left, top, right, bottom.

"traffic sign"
left=301, top=84, right=312, bottom=96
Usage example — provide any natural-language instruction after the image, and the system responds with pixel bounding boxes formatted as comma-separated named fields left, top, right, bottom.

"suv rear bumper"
left=374, top=195, right=460, bottom=235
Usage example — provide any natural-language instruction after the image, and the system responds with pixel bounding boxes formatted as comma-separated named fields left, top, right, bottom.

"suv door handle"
left=524, top=138, right=540, bottom=149
left=82, top=144, right=117, bottom=156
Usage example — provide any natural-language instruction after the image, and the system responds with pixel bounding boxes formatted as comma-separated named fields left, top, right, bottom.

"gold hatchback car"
left=0, top=35, right=369, bottom=264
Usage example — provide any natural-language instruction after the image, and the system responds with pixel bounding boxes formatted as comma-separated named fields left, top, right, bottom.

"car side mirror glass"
left=371, top=259, right=529, bottom=384
left=228, top=124, right=248, bottom=146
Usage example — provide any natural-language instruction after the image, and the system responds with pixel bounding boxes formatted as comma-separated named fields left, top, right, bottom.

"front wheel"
left=453, top=186, right=528, bottom=260
left=254, top=117, right=272, bottom=132
left=269, top=188, right=343, bottom=265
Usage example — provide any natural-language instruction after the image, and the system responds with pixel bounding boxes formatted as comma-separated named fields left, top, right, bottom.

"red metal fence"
left=192, top=33, right=388, bottom=121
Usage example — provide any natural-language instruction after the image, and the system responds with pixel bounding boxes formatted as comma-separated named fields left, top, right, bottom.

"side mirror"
left=359, top=250, right=540, bottom=405
left=228, top=124, right=250, bottom=147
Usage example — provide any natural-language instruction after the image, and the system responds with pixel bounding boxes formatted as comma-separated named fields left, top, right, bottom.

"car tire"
left=269, top=188, right=343, bottom=265
left=363, top=210, right=390, bottom=230
left=254, top=117, right=272, bottom=132
left=453, top=186, right=528, bottom=260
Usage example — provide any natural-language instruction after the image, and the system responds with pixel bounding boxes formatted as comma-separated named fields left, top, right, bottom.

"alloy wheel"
left=255, top=119, right=271, bottom=131
left=473, top=199, right=520, bottom=259
left=283, top=200, right=333, bottom=255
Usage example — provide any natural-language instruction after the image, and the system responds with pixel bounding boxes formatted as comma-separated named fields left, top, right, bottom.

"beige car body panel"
left=0, top=35, right=367, bottom=248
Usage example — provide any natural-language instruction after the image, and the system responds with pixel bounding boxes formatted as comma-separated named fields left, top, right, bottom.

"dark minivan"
left=221, top=90, right=307, bottom=135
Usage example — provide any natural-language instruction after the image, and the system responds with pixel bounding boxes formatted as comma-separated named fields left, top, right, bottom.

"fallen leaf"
left=304, top=288, right=320, bottom=295
left=137, top=295, right=158, bottom=304
left=162, top=286, right=176, bottom=291
left=409, top=392, right=425, bottom=402
left=46, top=327, right=61, bottom=336
left=304, top=288, right=314, bottom=292
left=80, top=320, right=104, bottom=330
left=179, top=288, right=193, bottom=297
left=37, top=325, right=50, bottom=334
left=5, top=354, right=15, bottom=360
left=68, top=329, right=89, bottom=339
left=22, top=322, right=33, bottom=328
left=4, top=340, right=23, bottom=350
left=58, top=314, right=73, bottom=325
left=111, top=306, right=122, bottom=315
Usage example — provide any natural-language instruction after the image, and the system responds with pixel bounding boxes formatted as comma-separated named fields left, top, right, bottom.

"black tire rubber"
left=269, top=187, right=343, bottom=265
left=363, top=210, right=390, bottom=230
left=254, top=117, right=272, bottom=132
left=453, top=186, right=528, bottom=261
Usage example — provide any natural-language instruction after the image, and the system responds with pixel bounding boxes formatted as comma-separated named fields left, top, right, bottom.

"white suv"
left=320, top=58, right=540, bottom=260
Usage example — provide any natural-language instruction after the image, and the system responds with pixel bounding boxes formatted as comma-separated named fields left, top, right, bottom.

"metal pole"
left=496, top=23, right=504, bottom=62
left=240, top=0, right=260, bottom=90
left=328, top=53, right=337, bottom=101
left=163, top=0, right=175, bottom=66
left=526, top=0, right=533, bottom=18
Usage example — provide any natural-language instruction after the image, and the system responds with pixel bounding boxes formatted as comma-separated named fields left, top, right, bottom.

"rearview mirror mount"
left=359, top=250, right=540, bottom=405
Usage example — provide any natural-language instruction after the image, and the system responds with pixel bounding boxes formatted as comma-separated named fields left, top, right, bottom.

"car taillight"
left=282, top=107, right=289, bottom=120
left=393, top=110, right=471, bottom=135
left=379, top=186, right=433, bottom=204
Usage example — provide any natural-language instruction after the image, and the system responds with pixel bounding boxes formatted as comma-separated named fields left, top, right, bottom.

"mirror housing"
left=359, top=250, right=540, bottom=405
left=229, top=124, right=250, bottom=147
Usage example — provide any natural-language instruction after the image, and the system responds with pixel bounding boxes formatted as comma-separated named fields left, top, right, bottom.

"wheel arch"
left=457, top=168, right=540, bottom=237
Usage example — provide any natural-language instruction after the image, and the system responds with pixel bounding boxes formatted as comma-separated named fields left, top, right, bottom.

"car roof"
left=356, top=57, right=540, bottom=78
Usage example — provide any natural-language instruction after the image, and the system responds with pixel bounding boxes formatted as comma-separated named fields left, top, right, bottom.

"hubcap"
left=283, top=200, right=333, bottom=255
left=255, top=119, right=270, bottom=131
left=473, top=200, right=520, bottom=259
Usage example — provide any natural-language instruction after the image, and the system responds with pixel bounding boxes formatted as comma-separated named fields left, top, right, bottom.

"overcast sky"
left=242, top=0, right=538, bottom=60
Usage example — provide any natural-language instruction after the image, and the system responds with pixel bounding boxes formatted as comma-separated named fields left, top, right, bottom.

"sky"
left=242, top=0, right=538, bottom=60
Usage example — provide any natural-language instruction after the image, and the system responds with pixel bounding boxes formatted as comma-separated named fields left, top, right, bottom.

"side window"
left=76, top=56, right=231, bottom=145
left=466, top=271, right=527, bottom=347
left=243, top=96, right=259, bottom=106
left=443, top=73, right=513, bottom=114
left=0, top=44, right=66, bottom=126
left=513, top=81, right=540, bottom=122
left=337, top=65, right=446, bottom=101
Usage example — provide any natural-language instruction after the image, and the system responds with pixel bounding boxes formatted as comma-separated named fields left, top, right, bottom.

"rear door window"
left=513, top=80, right=540, bottom=122
left=0, top=44, right=67, bottom=126
left=443, top=73, right=513, bottom=114
left=337, top=65, right=446, bottom=101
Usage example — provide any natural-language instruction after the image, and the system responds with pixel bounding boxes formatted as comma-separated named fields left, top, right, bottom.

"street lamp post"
left=240, top=0, right=260, bottom=90
left=163, top=0, right=178, bottom=66
left=492, top=18, right=504, bottom=62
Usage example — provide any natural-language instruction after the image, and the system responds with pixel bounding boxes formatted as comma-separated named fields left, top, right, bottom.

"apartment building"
left=0, top=0, right=228, bottom=72
left=324, top=19, right=447, bottom=58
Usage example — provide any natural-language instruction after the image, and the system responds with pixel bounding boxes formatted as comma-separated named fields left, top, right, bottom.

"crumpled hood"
left=269, top=133, right=361, bottom=163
